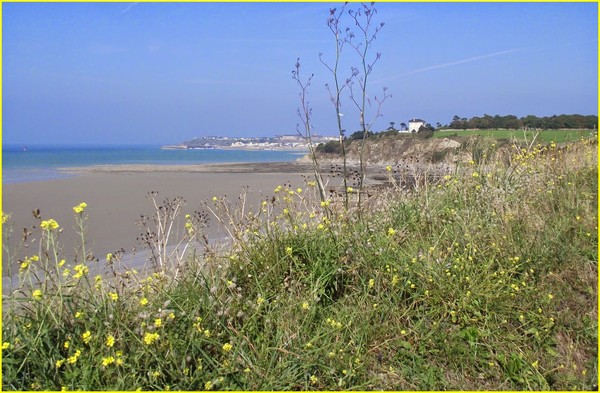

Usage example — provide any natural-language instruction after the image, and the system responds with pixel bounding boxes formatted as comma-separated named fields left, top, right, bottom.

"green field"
left=435, top=129, right=596, bottom=143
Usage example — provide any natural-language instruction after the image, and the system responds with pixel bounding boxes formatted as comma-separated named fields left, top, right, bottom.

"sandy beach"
left=2, top=162, right=312, bottom=276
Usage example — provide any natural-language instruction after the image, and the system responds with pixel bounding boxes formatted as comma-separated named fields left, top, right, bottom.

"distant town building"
left=276, top=134, right=305, bottom=143
left=408, top=119, right=426, bottom=133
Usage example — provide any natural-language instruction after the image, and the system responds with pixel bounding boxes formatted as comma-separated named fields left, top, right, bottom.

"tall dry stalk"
left=292, top=60, right=328, bottom=210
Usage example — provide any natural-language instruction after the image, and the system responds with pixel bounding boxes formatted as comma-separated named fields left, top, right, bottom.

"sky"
left=3, top=2, right=598, bottom=146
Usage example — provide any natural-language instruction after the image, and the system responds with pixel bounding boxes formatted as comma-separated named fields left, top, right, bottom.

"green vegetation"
left=446, top=113, right=597, bottom=130
left=435, top=129, right=596, bottom=143
left=2, top=137, right=597, bottom=390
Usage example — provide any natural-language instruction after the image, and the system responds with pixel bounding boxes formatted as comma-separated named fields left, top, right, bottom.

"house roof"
left=409, top=118, right=426, bottom=123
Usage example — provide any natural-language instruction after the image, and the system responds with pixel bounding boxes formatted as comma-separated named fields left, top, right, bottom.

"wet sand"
left=2, top=162, right=312, bottom=275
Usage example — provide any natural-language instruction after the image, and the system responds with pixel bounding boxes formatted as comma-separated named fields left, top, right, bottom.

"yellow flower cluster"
left=105, top=335, right=115, bottom=348
left=20, top=255, right=39, bottom=272
left=191, top=316, right=201, bottom=329
left=32, top=289, right=42, bottom=300
left=101, top=352, right=124, bottom=367
left=73, top=264, right=89, bottom=279
left=102, top=356, right=115, bottom=366
left=40, top=219, right=59, bottom=231
left=67, top=349, right=82, bottom=364
left=82, top=331, right=92, bottom=344
left=326, top=318, right=343, bottom=329
left=73, top=202, right=87, bottom=214
left=143, top=332, right=160, bottom=345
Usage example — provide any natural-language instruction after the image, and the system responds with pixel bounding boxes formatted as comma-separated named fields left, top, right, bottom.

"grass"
left=2, top=137, right=597, bottom=390
left=435, top=128, right=596, bottom=143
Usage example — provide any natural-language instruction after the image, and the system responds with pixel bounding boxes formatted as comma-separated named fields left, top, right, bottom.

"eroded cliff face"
left=345, top=137, right=464, bottom=163
left=303, top=136, right=469, bottom=165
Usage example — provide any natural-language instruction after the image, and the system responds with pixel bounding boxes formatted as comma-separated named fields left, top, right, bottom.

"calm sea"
left=2, top=145, right=306, bottom=184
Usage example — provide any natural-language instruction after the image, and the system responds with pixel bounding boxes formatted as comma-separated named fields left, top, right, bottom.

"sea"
left=2, top=145, right=307, bottom=184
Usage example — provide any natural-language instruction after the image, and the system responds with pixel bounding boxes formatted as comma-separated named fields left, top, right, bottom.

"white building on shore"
left=408, top=118, right=426, bottom=133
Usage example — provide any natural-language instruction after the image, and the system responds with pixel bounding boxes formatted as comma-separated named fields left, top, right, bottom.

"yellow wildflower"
left=257, top=296, right=265, bottom=305
left=82, top=331, right=92, bottom=344
left=154, top=318, right=162, bottom=328
left=105, top=335, right=115, bottom=348
left=102, top=356, right=115, bottom=366
left=72, top=202, right=87, bottom=214
left=222, top=343, right=233, bottom=352
left=40, top=219, right=59, bottom=231
left=139, top=297, right=148, bottom=306
left=67, top=350, right=81, bottom=364
left=302, top=301, right=309, bottom=310
left=2, top=342, right=11, bottom=350
left=109, top=292, right=119, bottom=301
left=143, top=332, right=160, bottom=345
left=386, top=165, right=392, bottom=172
left=73, top=264, right=89, bottom=279
left=387, top=227, right=396, bottom=236
left=55, top=359, right=65, bottom=368
left=32, top=289, right=42, bottom=300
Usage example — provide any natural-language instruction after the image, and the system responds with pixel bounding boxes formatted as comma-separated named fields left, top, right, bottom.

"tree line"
left=446, top=114, right=597, bottom=130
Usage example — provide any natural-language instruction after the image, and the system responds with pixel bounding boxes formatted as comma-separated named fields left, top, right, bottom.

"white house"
left=408, top=118, right=426, bottom=133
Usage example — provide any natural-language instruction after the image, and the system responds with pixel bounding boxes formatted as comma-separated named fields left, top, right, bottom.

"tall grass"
left=2, top=138, right=597, bottom=390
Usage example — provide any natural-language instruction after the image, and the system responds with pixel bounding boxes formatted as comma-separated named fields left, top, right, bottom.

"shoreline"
left=2, top=162, right=313, bottom=277
left=56, top=160, right=314, bottom=175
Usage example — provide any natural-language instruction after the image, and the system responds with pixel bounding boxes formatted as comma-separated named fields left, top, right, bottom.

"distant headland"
left=161, top=134, right=336, bottom=151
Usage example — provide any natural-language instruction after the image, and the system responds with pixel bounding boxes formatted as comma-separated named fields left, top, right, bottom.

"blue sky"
left=3, top=2, right=598, bottom=145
